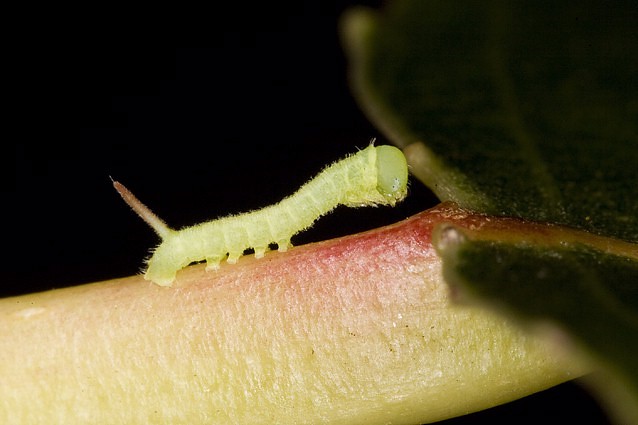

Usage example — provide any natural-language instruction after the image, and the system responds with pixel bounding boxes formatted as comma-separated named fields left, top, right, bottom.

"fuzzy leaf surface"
left=343, top=0, right=638, bottom=422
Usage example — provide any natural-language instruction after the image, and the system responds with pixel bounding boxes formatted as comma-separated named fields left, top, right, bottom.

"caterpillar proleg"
left=114, top=143, right=409, bottom=286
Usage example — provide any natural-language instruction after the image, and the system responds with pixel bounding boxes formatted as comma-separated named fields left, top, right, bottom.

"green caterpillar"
left=114, top=143, right=409, bottom=286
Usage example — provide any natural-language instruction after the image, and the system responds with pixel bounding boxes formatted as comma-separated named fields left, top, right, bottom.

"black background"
left=9, top=1, right=612, bottom=423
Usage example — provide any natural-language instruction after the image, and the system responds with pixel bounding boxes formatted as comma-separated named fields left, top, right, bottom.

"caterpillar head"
left=375, top=145, right=409, bottom=205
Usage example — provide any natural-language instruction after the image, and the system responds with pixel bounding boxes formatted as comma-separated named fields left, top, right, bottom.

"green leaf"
left=342, top=0, right=638, bottom=422
left=342, top=0, right=638, bottom=243
left=434, top=221, right=638, bottom=423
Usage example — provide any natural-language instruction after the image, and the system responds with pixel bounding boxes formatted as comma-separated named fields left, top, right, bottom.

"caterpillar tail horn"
left=111, top=179, right=173, bottom=239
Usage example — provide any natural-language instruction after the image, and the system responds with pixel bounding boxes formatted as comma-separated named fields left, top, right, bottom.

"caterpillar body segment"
left=114, top=143, right=409, bottom=286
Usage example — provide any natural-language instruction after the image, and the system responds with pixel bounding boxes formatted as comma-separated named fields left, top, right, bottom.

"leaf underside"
left=344, top=0, right=638, bottom=242
left=439, top=233, right=638, bottom=387
left=343, top=0, right=638, bottom=422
